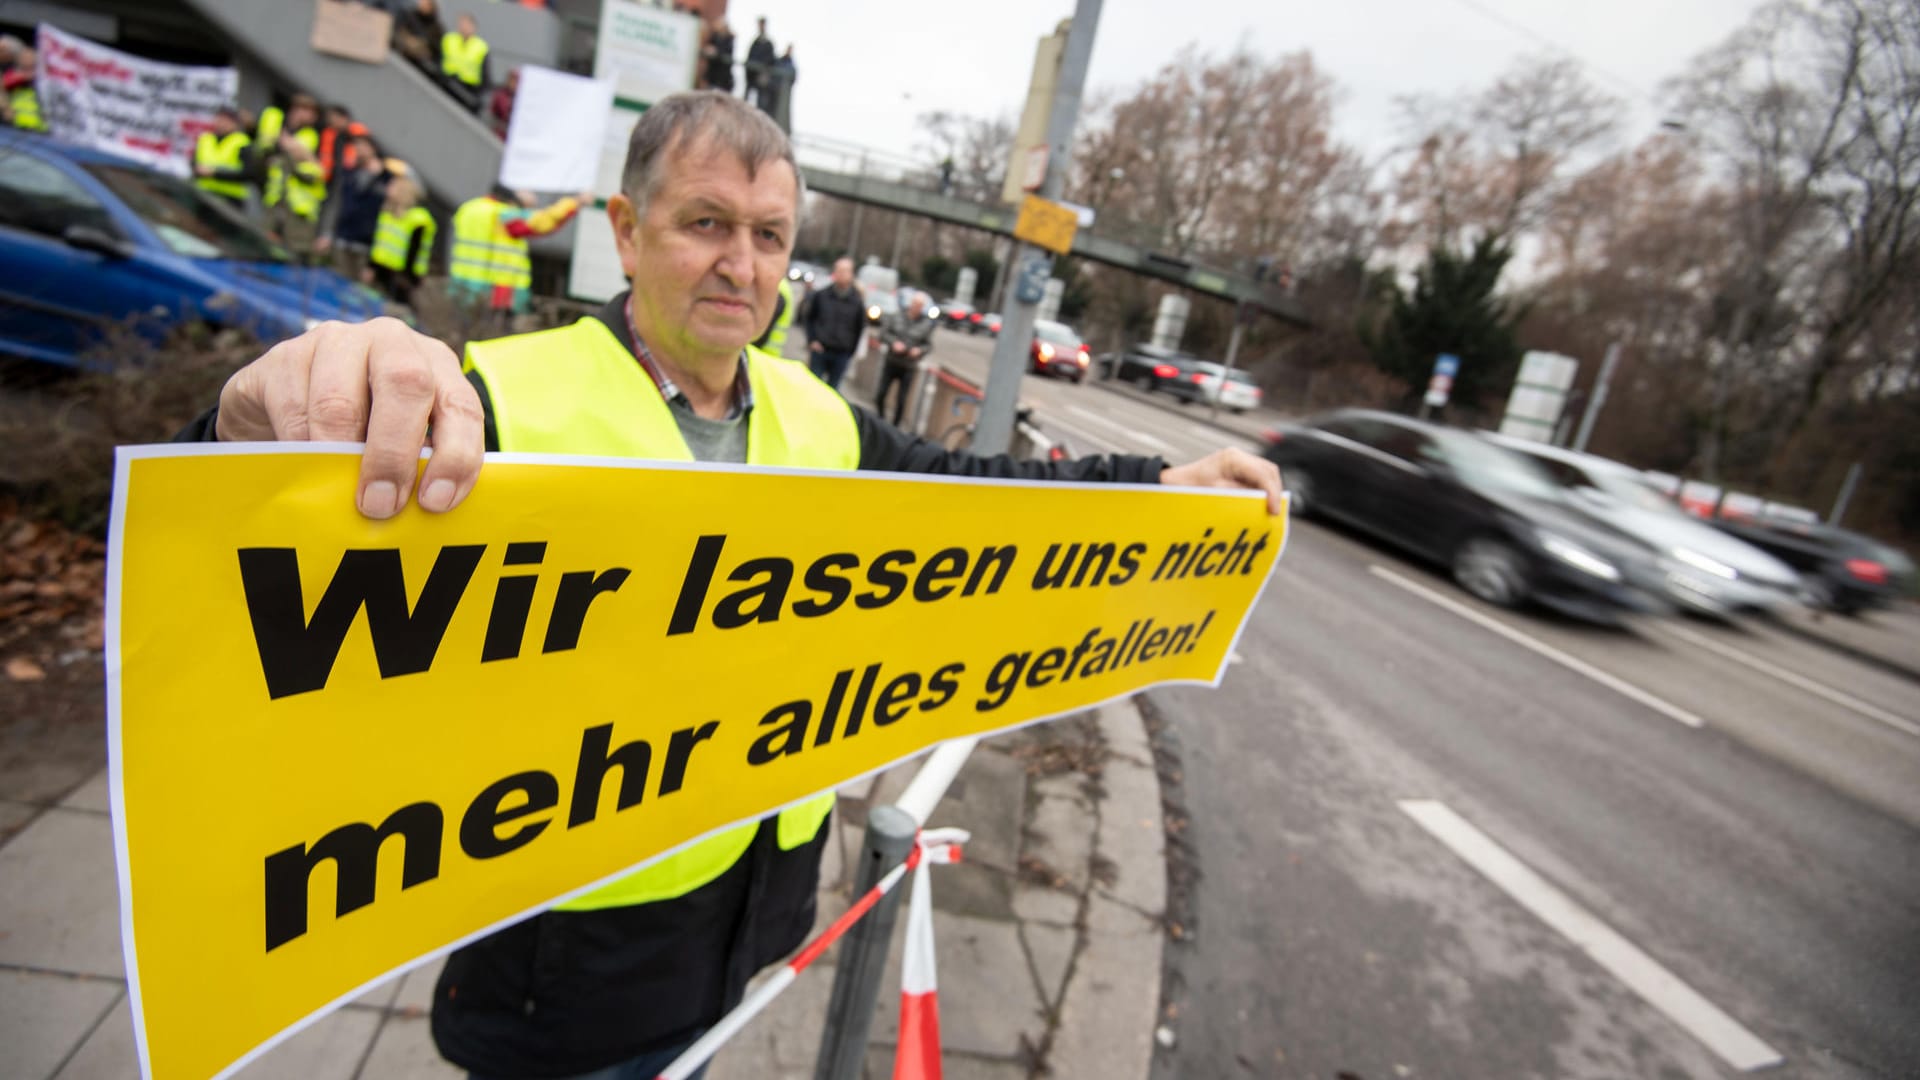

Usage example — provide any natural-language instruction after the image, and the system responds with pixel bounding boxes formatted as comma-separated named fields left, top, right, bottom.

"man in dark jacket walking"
left=798, top=257, right=866, bottom=391
left=874, top=290, right=936, bottom=426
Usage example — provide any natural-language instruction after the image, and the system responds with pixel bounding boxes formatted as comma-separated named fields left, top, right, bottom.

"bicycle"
left=939, top=405, right=1073, bottom=462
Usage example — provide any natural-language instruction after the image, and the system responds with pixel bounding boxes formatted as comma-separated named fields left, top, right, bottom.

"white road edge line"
left=1368, top=565, right=1707, bottom=729
left=1398, top=799, right=1784, bottom=1072
left=1655, top=622, right=1920, bottom=739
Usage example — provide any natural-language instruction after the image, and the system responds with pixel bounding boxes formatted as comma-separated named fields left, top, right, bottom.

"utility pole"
left=1829, top=461, right=1862, bottom=526
left=1208, top=307, right=1246, bottom=422
left=1572, top=341, right=1620, bottom=453
left=972, top=0, right=1102, bottom=455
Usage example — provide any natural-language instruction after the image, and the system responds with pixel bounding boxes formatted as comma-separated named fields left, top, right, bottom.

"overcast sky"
left=736, top=0, right=1766, bottom=167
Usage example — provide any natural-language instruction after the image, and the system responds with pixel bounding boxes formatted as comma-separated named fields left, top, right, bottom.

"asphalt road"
left=905, top=330, right=1920, bottom=1080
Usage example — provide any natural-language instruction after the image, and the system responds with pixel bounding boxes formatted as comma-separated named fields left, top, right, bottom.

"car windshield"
left=1035, top=321, right=1081, bottom=346
left=85, top=164, right=288, bottom=263
left=1434, top=434, right=1562, bottom=499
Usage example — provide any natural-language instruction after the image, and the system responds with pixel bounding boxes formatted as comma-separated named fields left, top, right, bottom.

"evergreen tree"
left=1367, top=235, right=1522, bottom=409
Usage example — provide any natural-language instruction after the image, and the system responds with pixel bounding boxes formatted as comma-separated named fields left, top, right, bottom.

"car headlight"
left=867, top=305, right=881, bottom=319
left=1539, top=532, right=1621, bottom=581
left=1671, top=547, right=1737, bottom=580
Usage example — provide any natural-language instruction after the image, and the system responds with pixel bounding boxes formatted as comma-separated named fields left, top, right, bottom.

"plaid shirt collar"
left=625, top=295, right=753, bottom=420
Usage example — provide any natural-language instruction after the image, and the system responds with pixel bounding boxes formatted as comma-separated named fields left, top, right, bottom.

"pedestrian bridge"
left=792, top=136, right=1309, bottom=327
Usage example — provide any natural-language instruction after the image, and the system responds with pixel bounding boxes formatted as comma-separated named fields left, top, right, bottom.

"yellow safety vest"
left=194, top=130, right=251, bottom=201
left=761, top=278, right=795, bottom=353
left=441, top=32, right=490, bottom=87
left=449, top=196, right=531, bottom=291
left=264, top=127, right=325, bottom=220
left=371, top=206, right=437, bottom=276
left=464, top=316, right=853, bottom=911
left=9, top=85, right=45, bottom=132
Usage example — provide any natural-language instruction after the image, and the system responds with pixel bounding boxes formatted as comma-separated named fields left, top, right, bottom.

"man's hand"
left=1160, top=448, right=1285, bottom=515
left=215, top=318, right=485, bottom=520
left=890, top=341, right=906, bottom=354
left=810, top=341, right=823, bottom=352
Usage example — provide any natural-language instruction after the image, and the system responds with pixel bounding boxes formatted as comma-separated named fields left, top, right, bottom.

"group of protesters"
left=697, top=14, right=797, bottom=132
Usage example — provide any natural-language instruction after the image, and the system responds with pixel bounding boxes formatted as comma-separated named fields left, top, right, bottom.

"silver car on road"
left=1484, top=436, right=1804, bottom=615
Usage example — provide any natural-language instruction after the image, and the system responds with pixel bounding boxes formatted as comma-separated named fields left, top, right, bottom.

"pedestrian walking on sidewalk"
left=799, top=256, right=866, bottom=391
left=875, top=290, right=935, bottom=426
left=181, top=89, right=1283, bottom=1080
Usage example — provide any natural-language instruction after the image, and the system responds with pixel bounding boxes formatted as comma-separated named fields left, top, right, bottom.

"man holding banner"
left=187, top=91, right=1279, bottom=1079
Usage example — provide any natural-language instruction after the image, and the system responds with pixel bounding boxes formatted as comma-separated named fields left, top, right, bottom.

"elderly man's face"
left=907, top=294, right=926, bottom=318
left=831, top=259, right=854, bottom=288
left=611, top=138, right=797, bottom=361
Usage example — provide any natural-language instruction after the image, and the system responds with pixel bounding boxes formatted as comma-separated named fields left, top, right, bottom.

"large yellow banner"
left=107, top=446, right=1284, bottom=1078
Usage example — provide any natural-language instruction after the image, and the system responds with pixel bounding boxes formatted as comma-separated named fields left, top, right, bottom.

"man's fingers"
left=304, top=322, right=374, bottom=443
left=259, top=336, right=317, bottom=441
left=1221, top=449, right=1285, bottom=515
left=356, top=320, right=441, bottom=518
left=416, top=339, right=485, bottom=514
left=1162, top=448, right=1286, bottom=515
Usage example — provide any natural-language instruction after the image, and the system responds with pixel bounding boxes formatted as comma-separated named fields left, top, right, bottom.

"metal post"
left=1829, top=461, right=1862, bottom=526
left=974, top=0, right=1103, bottom=455
left=1209, top=316, right=1245, bottom=422
left=1573, top=341, right=1620, bottom=453
left=812, top=805, right=918, bottom=1080
left=845, top=153, right=868, bottom=257
left=889, top=213, right=907, bottom=272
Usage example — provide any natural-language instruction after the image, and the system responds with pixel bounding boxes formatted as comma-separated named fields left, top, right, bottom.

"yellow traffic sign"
left=1014, top=194, right=1079, bottom=255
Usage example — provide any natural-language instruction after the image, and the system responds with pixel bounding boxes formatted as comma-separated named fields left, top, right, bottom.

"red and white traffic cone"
left=893, top=837, right=960, bottom=1080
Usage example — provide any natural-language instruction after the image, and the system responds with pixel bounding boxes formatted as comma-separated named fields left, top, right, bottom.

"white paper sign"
left=593, top=0, right=699, bottom=105
left=498, top=66, right=615, bottom=193
left=35, top=24, right=238, bottom=178
left=567, top=205, right=630, bottom=304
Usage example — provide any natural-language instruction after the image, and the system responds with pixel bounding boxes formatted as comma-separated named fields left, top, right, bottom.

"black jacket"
left=798, top=284, right=867, bottom=353
left=171, top=297, right=1162, bottom=1075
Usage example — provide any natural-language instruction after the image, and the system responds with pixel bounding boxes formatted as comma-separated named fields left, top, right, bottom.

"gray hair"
left=620, top=90, right=806, bottom=222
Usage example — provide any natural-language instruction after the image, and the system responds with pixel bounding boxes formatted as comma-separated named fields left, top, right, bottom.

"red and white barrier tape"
left=656, top=827, right=969, bottom=1080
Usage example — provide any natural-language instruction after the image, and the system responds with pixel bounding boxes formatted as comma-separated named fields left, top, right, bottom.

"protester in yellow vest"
left=3, top=46, right=44, bottom=132
left=370, top=174, right=437, bottom=305
left=448, top=185, right=588, bottom=320
left=193, top=106, right=253, bottom=209
left=439, top=13, right=490, bottom=112
left=754, top=277, right=795, bottom=355
left=190, top=91, right=1281, bottom=1079
left=260, top=95, right=326, bottom=257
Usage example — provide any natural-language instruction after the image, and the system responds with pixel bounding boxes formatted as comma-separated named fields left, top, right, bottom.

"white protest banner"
left=36, top=24, right=237, bottom=178
left=499, top=66, right=615, bottom=193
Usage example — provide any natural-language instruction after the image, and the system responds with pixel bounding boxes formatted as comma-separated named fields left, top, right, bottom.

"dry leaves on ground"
left=1, top=503, right=106, bottom=665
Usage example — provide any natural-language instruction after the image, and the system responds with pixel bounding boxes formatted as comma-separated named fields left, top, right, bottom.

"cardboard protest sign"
left=107, top=446, right=1284, bottom=1078
left=36, top=24, right=237, bottom=178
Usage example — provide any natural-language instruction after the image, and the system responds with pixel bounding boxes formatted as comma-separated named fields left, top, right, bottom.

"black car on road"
left=1264, top=410, right=1662, bottom=620
left=1709, top=517, right=1914, bottom=615
left=1098, top=343, right=1201, bottom=391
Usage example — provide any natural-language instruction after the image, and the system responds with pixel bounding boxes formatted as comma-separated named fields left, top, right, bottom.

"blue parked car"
left=0, top=128, right=385, bottom=367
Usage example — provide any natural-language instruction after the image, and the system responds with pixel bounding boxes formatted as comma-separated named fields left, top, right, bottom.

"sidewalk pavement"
left=0, top=699, right=1169, bottom=1080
